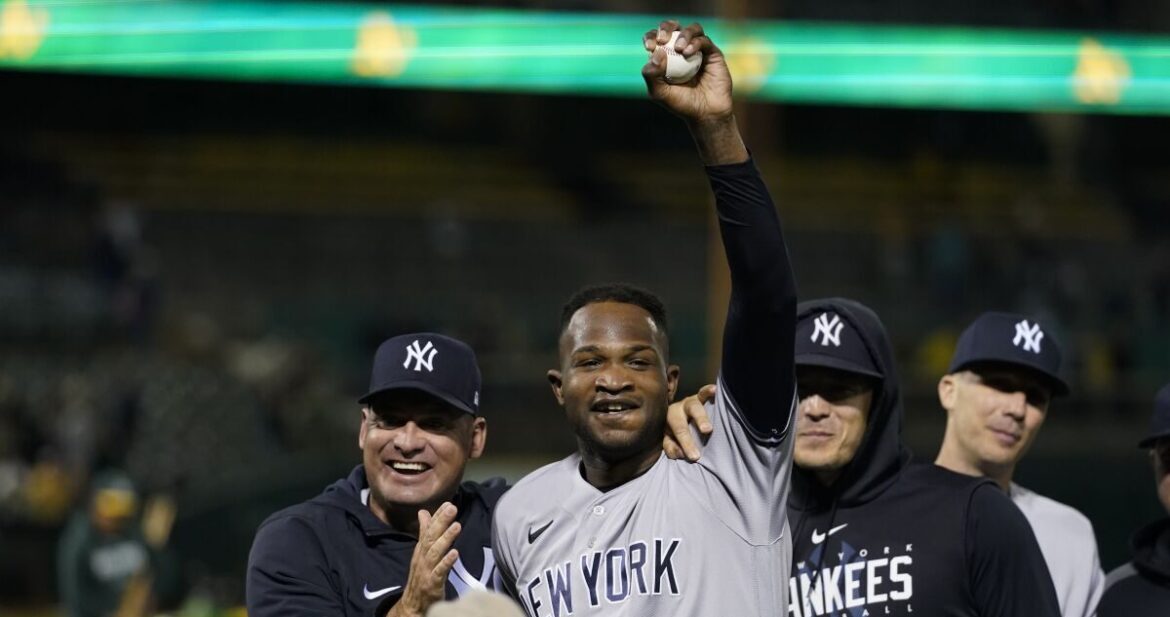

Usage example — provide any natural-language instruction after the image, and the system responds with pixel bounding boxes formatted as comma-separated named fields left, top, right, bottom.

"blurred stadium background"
left=1, top=0, right=1169, bottom=614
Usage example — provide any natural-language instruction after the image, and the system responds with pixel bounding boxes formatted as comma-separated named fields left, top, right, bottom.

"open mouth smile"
left=386, top=461, right=433, bottom=476
left=590, top=399, right=639, bottom=415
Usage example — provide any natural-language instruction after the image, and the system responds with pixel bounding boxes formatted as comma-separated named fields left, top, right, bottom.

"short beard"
left=572, top=411, right=666, bottom=467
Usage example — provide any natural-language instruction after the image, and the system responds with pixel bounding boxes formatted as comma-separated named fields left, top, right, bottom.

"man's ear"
left=358, top=408, right=370, bottom=450
left=547, top=370, right=565, bottom=405
left=665, top=364, right=681, bottom=402
left=468, top=417, right=487, bottom=459
left=938, top=374, right=957, bottom=413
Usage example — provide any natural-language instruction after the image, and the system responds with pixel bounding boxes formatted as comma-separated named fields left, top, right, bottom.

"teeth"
left=391, top=462, right=428, bottom=472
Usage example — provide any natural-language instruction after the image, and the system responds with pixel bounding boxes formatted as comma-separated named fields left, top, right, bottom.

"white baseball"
left=662, top=30, right=703, bottom=84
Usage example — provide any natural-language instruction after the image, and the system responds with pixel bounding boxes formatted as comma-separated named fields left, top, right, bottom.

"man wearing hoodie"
left=786, top=298, right=1060, bottom=617
left=247, top=333, right=508, bottom=617
left=934, top=312, right=1104, bottom=617
left=1096, top=383, right=1170, bottom=616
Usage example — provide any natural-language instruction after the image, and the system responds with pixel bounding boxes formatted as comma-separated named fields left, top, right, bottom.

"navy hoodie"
left=246, top=465, right=507, bottom=617
left=786, top=298, right=1061, bottom=617
left=1097, top=517, right=1170, bottom=616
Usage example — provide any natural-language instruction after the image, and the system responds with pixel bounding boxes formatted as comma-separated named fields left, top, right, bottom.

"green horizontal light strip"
left=1, top=0, right=1168, bottom=114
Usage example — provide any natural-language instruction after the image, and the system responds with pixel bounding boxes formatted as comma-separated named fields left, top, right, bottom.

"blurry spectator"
left=57, top=471, right=160, bottom=617
left=1097, top=384, right=1170, bottom=616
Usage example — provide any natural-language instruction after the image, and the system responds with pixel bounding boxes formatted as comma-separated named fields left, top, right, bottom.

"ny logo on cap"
left=1012, top=320, right=1044, bottom=354
left=811, top=313, right=844, bottom=347
left=404, top=340, right=438, bottom=372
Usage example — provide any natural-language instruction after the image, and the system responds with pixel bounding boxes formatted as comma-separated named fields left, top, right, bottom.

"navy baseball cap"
left=1138, top=383, right=1170, bottom=448
left=947, top=312, right=1069, bottom=397
left=795, top=310, right=882, bottom=379
left=358, top=333, right=481, bottom=415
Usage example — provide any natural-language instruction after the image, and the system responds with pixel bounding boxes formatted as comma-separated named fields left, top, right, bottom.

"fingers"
left=420, top=503, right=461, bottom=563
left=685, top=394, right=714, bottom=436
left=663, top=435, right=683, bottom=460
left=431, top=548, right=459, bottom=579
left=664, top=399, right=699, bottom=462
left=643, top=31, right=656, bottom=52
left=656, top=20, right=679, bottom=45
left=698, top=383, right=717, bottom=405
left=646, top=21, right=706, bottom=57
left=641, top=47, right=668, bottom=95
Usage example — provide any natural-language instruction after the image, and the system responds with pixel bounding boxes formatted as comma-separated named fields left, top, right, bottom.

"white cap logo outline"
left=811, top=313, right=844, bottom=348
left=1012, top=320, right=1044, bottom=354
left=404, top=340, right=438, bottom=372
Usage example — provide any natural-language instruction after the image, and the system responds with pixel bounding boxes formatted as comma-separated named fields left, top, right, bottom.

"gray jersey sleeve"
left=684, top=375, right=795, bottom=545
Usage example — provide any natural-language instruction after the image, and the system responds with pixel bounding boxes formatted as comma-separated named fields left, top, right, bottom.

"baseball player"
left=785, top=298, right=1060, bottom=616
left=491, top=21, right=797, bottom=616
left=934, top=312, right=1104, bottom=617
left=1096, top=383, right=1170, bottom=616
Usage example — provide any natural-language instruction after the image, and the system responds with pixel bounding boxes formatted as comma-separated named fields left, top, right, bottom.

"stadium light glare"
left=1, top=0, right=1168, bottom=114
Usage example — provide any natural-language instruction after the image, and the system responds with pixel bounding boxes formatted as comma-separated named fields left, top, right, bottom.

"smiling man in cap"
left=247, top=333, right=507, bottom=617
left=1097, top=383, right=1170, bottom=616
left=935, top=312, right=1104, bottom=617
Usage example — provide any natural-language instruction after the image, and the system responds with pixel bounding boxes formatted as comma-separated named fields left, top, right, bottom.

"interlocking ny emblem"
left=1012, top=320, right=1044, bottom=354
left=404, top=340, right=438, bottom=372
left=811, top=313, right=844, bottom=347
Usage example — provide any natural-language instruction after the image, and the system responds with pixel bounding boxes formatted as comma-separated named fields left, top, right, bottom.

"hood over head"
left=790, top=298, right=911, bottom=510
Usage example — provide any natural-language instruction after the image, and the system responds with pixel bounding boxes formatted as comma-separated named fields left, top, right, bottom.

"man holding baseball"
left=492, top=21, right=798, bottom=616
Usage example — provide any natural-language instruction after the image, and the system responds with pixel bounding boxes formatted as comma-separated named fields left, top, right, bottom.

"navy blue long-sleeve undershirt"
left=706, top=157, right=797, bottom=439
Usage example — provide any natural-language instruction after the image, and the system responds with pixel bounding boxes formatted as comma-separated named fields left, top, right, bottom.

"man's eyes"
left=369, top=416, right=453, bottom=431
left=573, top=357, right=654, bottom=368
left=798, top=385, right=862, bottom=402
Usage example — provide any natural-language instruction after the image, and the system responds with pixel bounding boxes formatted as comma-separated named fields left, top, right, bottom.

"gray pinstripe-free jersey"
left=492, top=378, right=794, bottom=617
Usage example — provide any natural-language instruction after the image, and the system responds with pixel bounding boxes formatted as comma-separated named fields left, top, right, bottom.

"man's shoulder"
left=254, top=498, right=342, bottom=543
left=458, top=476, right=510, bottom=510
left=495, top=455, right=578, bottom=518
left=901, top=462, right=997, bottom=494
left=1010, top=483, right=1096, bottom=536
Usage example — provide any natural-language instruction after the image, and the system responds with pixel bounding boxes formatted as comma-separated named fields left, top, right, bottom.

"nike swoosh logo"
left=810, top=523, right=849, bottom=545
left=527, top=520, right=554, bottom=544
left=362, top=584, right=402, bottom=600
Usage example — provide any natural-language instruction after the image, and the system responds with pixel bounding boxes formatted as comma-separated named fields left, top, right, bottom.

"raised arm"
left=643, top=21, right=797, bottom=439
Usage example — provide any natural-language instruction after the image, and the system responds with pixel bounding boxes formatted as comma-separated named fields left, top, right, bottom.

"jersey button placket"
left=581, top=502, right=607, bottom=548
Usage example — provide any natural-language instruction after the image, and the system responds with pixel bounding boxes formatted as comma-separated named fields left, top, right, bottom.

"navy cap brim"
left=1139, top=431, right=1170, bottom=449
left=358, top=381, right=476, bottom=415
left=796, top=352, right=883, bottom=380
left=951, top=358, right=1070, bottom=397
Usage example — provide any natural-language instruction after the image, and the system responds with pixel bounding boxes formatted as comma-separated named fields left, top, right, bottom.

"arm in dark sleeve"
left=966, top=484, right=1062, bottom=617
left=707, top=158, right=797, bottom=439
left=246, top=516, right=344, bottom=617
